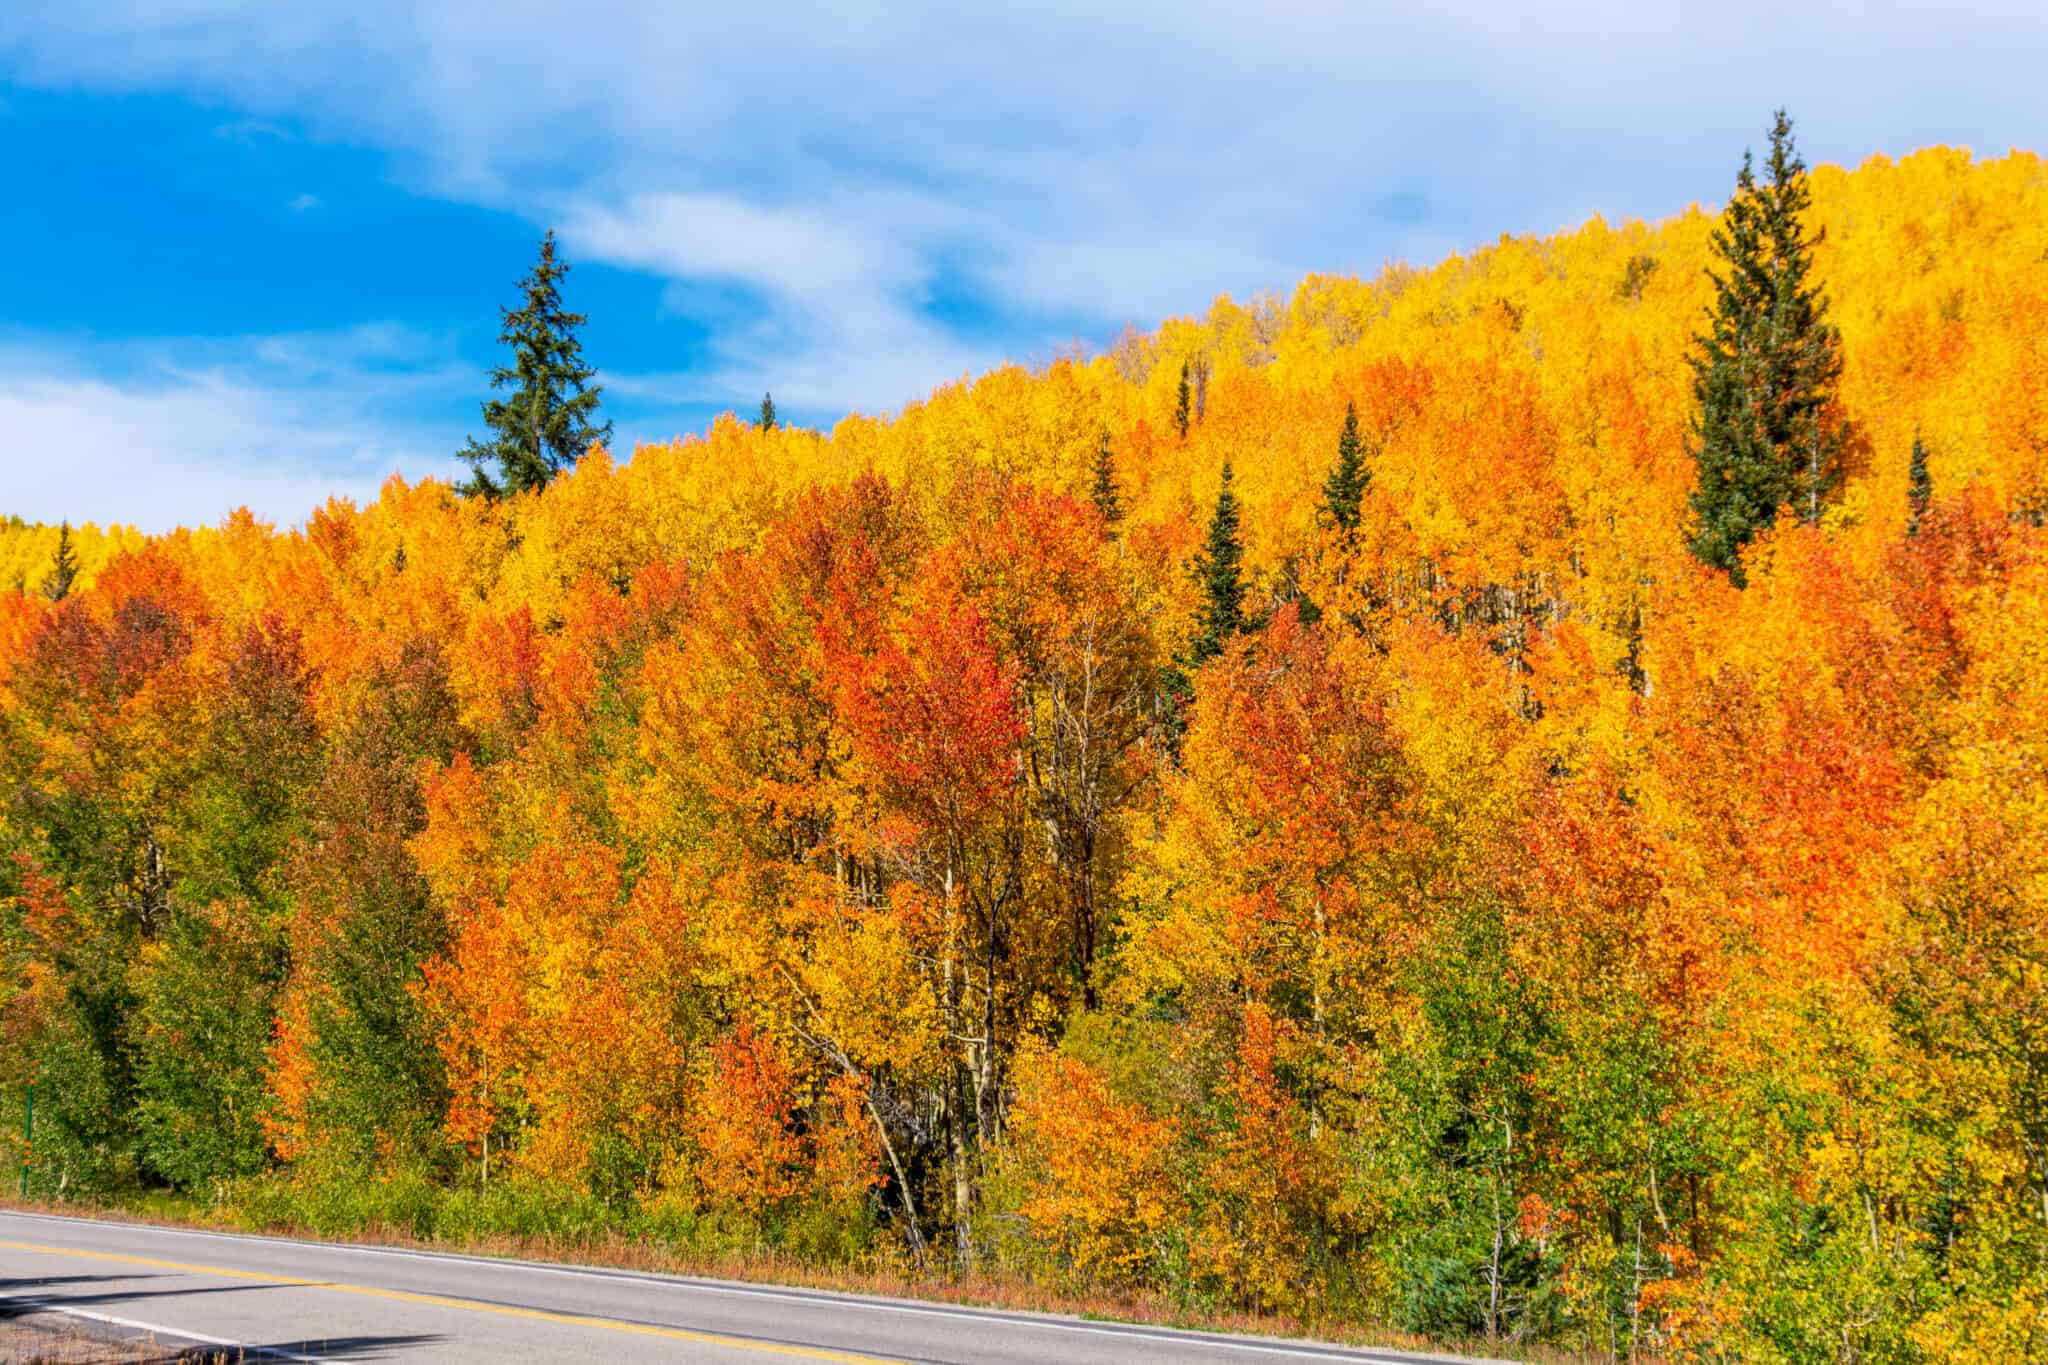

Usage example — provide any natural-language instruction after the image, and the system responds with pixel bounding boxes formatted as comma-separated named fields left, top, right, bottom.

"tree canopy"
left=4, top=133, right=2048, bottom=1359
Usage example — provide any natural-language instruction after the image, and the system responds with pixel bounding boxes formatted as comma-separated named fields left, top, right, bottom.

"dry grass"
left=0, top=1313, right=247, bottom=1364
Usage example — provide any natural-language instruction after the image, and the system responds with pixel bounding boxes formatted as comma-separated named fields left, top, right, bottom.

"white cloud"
left=287, top=191, right=320, bottom=211
left=561, top=191, right=994, bottom=414
left=560, top=192, right=918, bottom=298
left=3, top=1, right=2046, bottom=425
left=0, top=328, right=467, bottom=531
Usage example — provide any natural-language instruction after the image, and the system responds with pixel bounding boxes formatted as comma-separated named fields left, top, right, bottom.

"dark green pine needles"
left=1687, top=110, right=1847, bottom=584
left=1908, top=435, right=1933, bottom=537
left=457, top=231, right=612, bottom=500
left=1091, top=431, right=1125, bottom=528
left=1322, top=402, right=1369, bottom=532
left=1190, top=462, right=1246, bottom=664
left=759, top=393, right=777, bottom=431
left=41, top=522, right=79, bottom=603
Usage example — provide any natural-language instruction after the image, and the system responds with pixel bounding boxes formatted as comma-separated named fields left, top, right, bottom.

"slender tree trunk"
left=849, top=1066, right=924, bottom=1260
left=1074, top=828, right=1098, bottom=1009
left=940, top=861, right=975, bottom=1265
left=947, top=1063, right=974, bottom=1265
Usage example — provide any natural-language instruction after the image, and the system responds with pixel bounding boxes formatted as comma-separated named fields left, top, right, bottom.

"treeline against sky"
left=2, top=145, right=2047, bottom=1359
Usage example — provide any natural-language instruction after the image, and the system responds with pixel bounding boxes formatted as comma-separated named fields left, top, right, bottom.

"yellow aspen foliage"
left=1006, top=1046, right=1183, bottom=1289
left=5, top=144, right=2048, bottom=1356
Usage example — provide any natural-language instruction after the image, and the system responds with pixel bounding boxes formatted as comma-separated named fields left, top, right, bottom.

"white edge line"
left=10, top=1297, right=328, bottom=1363
left=0, top=1211, right=1487, bottom=1364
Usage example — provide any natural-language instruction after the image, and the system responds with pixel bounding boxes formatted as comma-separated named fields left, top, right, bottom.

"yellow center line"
left=0, top=1239, right=905, bottom=1364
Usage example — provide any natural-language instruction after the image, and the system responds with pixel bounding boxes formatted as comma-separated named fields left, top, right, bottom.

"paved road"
left=0, top=1210, right=1500, bottom=1364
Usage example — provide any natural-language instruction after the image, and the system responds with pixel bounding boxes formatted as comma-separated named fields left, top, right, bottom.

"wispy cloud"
left=0, top=327, right=467, bottom=531
left=3, top=0, right=2046, bottom=430
left=561, top=192, right=920, bottom=299
left=560, top=190, right=994, bottom=414
left=287, top=191, right=320, bottom=212
left=213, top=115, right=292, bottom=144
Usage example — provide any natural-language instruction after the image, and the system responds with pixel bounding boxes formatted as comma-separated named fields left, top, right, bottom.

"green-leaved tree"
left=1687, top=110, right=1846, bottom=583
left=457, top=232, right=611, bottom=500
left=759, top=393, right=777, bottom=431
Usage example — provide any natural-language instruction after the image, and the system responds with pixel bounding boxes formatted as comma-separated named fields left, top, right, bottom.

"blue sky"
left=2, top=2, right=2044, bottom=531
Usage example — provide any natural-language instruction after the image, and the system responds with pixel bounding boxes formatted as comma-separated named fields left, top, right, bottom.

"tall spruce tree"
left=759, top=393, right=777, bottom=431
left=1907, top=435, right=1933, bottom=538
left=1090, top=431, right=1125, bottom=528
left=1190, top=463, right=1246, bottom=664
left=41, top=522, right=79, bottom=603
left=456, top=231, right=611, bottom=500
left=1174, top=361, right=1193, bottom=440
left=1322, top=402, right=1369, bottom=532
left=1687, top=110, right=1846, bottom=583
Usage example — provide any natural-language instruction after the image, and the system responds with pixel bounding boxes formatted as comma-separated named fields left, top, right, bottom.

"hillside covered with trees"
left=2, top=136, right=2046, bottom=1360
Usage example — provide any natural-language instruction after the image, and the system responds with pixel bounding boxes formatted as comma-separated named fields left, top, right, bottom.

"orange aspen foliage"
left=5, top=144, right=2048, bottom=1356
left=1007, top=1047, right=1183, bottom=1289
left=691, top=1020, right=811, bottom=1217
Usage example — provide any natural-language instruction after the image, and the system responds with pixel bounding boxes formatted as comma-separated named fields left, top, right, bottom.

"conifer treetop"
left=1908, top=435, right=1933, bottom=538
left=1091, top=431, right=1125, bottom=528
left=457, top=231, right=613, bottom=500
left=1190, top=462, right=1246, bottom=664
left=41, top=521, right=79, bottom=603
left=1686, top=109, right=1846, bottom=583
left=1322, top=402, right=1369, bottom=533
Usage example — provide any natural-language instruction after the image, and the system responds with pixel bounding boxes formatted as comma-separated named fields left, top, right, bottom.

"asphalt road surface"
left=0, top=1210, right=1504, bottom=1364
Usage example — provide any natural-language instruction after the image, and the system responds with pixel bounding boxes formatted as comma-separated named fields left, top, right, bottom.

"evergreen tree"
left=1174, top=361, right=1193, bottom=440
left=41, top=522, right=79, bottom=603
left=1322, top=402, right=1369, bottom=532
left=1908, top=435, right=1933, bottom=538
left=1190, top=463, right=1246, bottom=664
left=456, top=231, right=611, bottom=500
left=1090, top=432, right=1125, bottom=528
left=759, top=393, right=777, bottom=431
left=1687, top=110, right=1846, bottom=583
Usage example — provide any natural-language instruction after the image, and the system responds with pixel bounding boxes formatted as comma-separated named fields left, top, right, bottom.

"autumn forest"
left=2, top=131, right=2046, bottom=1360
